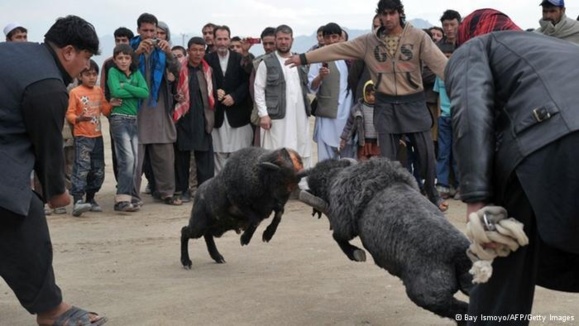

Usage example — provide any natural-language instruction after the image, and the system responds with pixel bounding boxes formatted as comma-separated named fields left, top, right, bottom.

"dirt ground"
left=1, top=120, right=577, bottom=326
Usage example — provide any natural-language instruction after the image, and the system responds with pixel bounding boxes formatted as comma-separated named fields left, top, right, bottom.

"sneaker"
left=131, top=198, right=144, bottom=208
left=143, top=183, right=152, bottom=194
left=114, top=201, right=139, bottom=212
left=436, top=185, right=450, bottom=199
left=180, top=191, right=192, bottom=203
left=453, top=188, right=461, bottom=201
left=72, top=200, right=92, bottom=217
left=44, top=204, right=52, bottom=216
left=90, top=200, right=103, bottom=212
left=53, top=207, right=67, bottom=215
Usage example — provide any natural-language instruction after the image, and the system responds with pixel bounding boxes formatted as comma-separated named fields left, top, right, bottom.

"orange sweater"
left=66, top=85, right=111, bottom=138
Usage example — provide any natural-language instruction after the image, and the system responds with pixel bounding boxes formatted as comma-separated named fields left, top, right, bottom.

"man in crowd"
left=204, top=25, right=252, bottom=173
left=173, top=37, right=216, bottom=202
left=438, top=9, right=461, bottom=47
left=202, top=23, right=217, bottom=54
left=446, top=8, right=579, bottom=324
left=4, top=22, right=27, bottom=42
left=131, top=13, right=182, bottom=206
left=285, top=0, right=448, bottom=210
left=536, top=0, right=579, bottom=43
left=0, top=15, right=108, bottom=325
left=254, top=24, right=312, bottom=173
left=308, top=22, right=353, bottom=161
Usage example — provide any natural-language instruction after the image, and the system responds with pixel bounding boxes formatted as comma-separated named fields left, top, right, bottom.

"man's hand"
left=222, top=94, right=235, bottom=106
left=285, top=54, right=302, bottom=68
left=157, top=39, right=172, bottom=55
left=260, top=116, right=272, bottom=130
left=466, top=202, right=487, bottom=222
left=217, top=89, right=226, bottom=102
left=48, top=191, right=70, bottom=209
left=318, top=65, right=330, bottom=79
left=135, top=39, right=154, bottom=55
left=339, top=139, right=346, bottom=150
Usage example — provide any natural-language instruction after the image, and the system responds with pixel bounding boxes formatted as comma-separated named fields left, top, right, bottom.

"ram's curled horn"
left=299, top=190, right=328, bottom=213
left=340, top=157, right=358, bottom=165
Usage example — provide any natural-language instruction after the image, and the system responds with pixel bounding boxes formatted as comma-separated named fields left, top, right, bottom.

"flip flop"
left=52, top=306, right=108, bottom=326
left=438, top=199, right=449, bottom=212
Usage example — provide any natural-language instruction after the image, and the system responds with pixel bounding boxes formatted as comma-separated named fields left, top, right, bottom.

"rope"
left=465, top=206, right=529, bottom=283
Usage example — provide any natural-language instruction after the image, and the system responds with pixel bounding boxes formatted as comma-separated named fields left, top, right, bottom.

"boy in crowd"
left=66, top=60, right=118, bottom=216
left=340, top=80, right=380, bottom=161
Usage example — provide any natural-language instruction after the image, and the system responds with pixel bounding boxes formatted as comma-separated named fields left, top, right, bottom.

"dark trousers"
left=174, top=146, right=214, bottom=194
left=467, top=176, right=579, bottom=325
left=0, top=194, right=62, bottom=314
left=70, top=136, right=105, bottom=201
left=378, top=130, right=440, bottom=205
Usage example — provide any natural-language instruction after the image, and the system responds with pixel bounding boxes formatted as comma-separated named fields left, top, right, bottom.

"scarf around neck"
left=130, top=36, right=166, bottom=107
left=173, top=58, right=215, bottom=122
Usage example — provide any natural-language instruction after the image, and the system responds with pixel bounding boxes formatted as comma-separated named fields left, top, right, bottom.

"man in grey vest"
left=307, top=22, right=354, bottom=161
left=254, top=24, right=312, bottom=175
left=0, top=16, right=108, bottom=325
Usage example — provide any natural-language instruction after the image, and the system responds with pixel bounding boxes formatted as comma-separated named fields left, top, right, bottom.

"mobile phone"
left=246, top=37, right=261, bottom=45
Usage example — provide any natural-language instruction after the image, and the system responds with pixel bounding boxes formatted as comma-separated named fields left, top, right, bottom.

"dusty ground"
left=1, top=120, right=577, bottom=326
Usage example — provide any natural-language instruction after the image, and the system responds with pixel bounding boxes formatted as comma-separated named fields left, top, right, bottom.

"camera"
left=151, top=38, right=159, bottom=46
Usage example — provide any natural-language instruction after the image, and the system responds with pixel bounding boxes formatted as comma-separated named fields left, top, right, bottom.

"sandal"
left=437, top=199, right=449, bottom=212
left=163, top=195, right=182, bottom=206
left=52, top=306, right=107, bottom=326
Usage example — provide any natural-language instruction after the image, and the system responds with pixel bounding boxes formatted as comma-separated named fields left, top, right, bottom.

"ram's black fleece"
left=301, top=158, right=473, bottom=325
left=180, top=147, right=307, bottom=269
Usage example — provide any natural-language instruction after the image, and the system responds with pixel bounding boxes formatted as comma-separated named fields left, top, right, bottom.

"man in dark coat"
left=204, top=25, right=252, bottom=173
left=0, top=16, right=108, bottom=325
left=446, top=9, right=579, bottom=325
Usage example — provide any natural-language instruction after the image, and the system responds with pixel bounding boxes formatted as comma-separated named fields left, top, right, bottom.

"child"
left=66, top=59, right=116, bottom=217
left=434, top=43, right=460, bottom=201
left=340, top=80, right=380, bottom=161
left=107, top=44, right=150, bottom=212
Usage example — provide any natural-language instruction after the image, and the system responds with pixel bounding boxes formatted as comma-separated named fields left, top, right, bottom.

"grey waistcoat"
left=262, top=53, right=311, bottom=119
left=314, top=61, right=340, bottom=119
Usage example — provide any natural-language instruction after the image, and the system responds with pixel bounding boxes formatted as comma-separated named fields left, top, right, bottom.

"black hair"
left=213, top=25, right=230, bottom=38
left=275, top=24, right=293, bottom=37
left=440, top=9, right=462, bottom=23
left=7, top=26, right=27, bottom=39
left=323, top=22, right=342, bottom=36
left=81, top=59, right=100, bottom=74
left=187, top=36, right=206, bottom=48
left=429, top=26, right=444, bottom=35
left=260, top=27, right=276, bottom=39
left=342, top=30, right=349, bottom=41
left=202, top=23, right=216, bottom=31
left=376, top=0, right=406, bottom=26
left=44, top=15, right=100, bottom=55
left=423, top=28, right=433, bottom=39
left=112, top=44, right=138, bottom=72
left=316, top=25, right=325, bottom=33
left=364, top=81, right=375, bottom=94
left=231, top=36, right=241, bottom=42
left=77, top=59, right=99, bottom=85
left=171, top=45, right=187, bottom=56
left=137, top=13, right=157, bottom=28
left=114, top=27, right=134, bottom=40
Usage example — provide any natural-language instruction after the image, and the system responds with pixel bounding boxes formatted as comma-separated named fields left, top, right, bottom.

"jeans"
left=436, top=116, right=459, bottom=188
left=110, top=115, right=138, bottom=201
left=70, top=136, right=105, bottom=200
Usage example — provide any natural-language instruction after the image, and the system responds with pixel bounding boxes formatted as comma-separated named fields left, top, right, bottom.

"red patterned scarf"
left=457, top=8, right=522, bottom=47
left=173, top=58, right=215, bottom=122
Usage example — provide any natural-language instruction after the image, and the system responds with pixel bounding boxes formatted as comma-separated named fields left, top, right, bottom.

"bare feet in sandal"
left=438, top=200, right=449, bottom=212
left=37, top=302, right=107, bottom=326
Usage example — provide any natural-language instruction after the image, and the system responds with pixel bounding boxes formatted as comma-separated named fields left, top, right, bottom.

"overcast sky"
left=2, top=0, right=578, bottom=44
